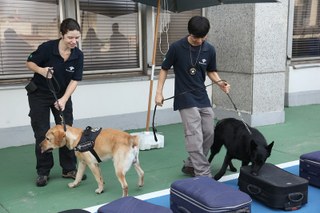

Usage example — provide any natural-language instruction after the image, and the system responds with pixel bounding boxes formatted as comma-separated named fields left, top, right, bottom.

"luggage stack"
left=299, top=150, right=320, bottom=187
left=238, top=163, right=308, bottom=211
left=97, top=196, right=173, bottom=213
left=170, top=176, right=252, bottom=213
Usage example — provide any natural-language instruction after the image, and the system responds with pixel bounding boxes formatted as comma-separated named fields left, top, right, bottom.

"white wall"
left=0, top=86, right=29, bottom=128
left=0, top=78, right=175, bottom=129
left=2, top=65, right=319, bottom=126
left=0, top=76, right=217, bottom=148
left=286, top=66, right=320, bottom=106
left=287, top=66, right=320, bottom=93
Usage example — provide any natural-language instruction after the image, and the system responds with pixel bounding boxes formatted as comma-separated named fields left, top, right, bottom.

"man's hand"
left=155, top=93, right=164, bottom=107
left=218, top=80, right=230, bottom=93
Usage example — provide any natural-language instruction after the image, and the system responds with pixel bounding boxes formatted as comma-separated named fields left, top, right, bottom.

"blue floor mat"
left=145, top=165, right=320, bottom=212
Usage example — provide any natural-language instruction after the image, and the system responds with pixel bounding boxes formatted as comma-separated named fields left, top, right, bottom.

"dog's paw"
left=95, top=188, right=104, bottom=194
left=68, top=181, right=79, bottom=188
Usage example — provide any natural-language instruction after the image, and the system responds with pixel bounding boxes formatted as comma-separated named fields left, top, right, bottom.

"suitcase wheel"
left=247, top=184, right=261, bottom=195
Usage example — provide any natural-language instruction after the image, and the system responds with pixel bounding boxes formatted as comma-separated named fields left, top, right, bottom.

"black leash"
left=152, top=81, right=216, bottom=142
left=226, top=93, right=252, bottom=135
left=46, top=68, right=67, bottom=132
left=152, top=80, right=251, bottom=141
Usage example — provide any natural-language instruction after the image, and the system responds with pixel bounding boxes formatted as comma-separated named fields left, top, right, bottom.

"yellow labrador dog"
left=39, top=124, right=144, bottom=197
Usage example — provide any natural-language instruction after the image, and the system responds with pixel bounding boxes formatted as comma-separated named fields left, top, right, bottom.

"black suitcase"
left=170, top=176, right=252, bottom=213
left=238, top=163, right=308, bottom=211
left=97, top=196, right=173, bottom=213
left=300, top=151, right=320, bottom=187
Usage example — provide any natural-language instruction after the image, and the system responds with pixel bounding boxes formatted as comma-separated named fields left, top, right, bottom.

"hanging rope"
left=159, top=0, right=170, bottom=55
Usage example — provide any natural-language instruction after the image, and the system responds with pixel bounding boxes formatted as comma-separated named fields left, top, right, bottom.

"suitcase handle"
left=288, top=192, right=304, bottom=203
left=247, top=184, right=261, bottom=195
left=177, top=206, right=191, bottom=213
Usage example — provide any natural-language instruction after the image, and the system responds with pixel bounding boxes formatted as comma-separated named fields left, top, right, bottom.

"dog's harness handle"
left=75, top=126, right=102, bottom=163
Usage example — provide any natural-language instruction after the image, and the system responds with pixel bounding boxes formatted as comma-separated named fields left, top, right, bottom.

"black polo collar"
left=181, top=36, right=210, bottom=52
left=52, top=38, right=79, bottom=61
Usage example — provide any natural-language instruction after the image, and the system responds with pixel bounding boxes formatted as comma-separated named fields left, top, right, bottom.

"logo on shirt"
left=66, top=66, right=75, bottom=72
left=199, top=59, right=207, bottom=65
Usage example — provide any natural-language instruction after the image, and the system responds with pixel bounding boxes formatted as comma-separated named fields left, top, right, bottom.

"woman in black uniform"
left=26, top=18, right=85, bottom=187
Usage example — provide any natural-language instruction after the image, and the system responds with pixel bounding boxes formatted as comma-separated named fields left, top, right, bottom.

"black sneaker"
left=36, top=175, right=48, bottom=187
left=62, top=170, right=87, bottom=180
left=181, top=166, right=195, bottom=177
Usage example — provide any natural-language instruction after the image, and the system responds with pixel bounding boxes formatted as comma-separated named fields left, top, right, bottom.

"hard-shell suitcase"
left=170, top=176, right=252, bottom=213
left=97, top=196, right=173, bottom=213
left=300, top=150, right=320, bottom=187
left=238, top=163, right=308, bottom=211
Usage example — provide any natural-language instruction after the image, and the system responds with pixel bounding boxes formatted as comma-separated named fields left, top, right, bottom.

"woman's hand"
left=54, top=97, right=67, bottom=111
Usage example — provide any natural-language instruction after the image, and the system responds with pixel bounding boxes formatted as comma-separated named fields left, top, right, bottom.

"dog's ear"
left=266, top=141, right=274, bottom=155
left=53, top=126, right=66, bottom=144
left=58, top=131, right=66, bottom=142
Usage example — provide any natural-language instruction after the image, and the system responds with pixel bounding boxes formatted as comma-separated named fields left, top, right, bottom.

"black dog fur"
left=208, top=118, right=274, bottom=180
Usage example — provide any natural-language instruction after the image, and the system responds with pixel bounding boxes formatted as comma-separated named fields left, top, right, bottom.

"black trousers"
left=28, top=91, right=77, bottom=176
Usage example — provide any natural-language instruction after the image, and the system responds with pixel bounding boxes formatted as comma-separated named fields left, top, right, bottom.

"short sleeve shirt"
left=27, top=39, right=84, bottom=95
left=161, top=36, right=217, bottom=111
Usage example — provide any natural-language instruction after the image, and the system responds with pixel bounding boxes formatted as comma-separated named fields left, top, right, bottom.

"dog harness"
left=75, top=126, right=102, bottom=163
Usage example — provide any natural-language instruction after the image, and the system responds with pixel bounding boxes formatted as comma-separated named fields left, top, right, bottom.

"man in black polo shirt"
left=155, top=16, right=230, bottom=178
left=26, top=18, right=84, bottom=186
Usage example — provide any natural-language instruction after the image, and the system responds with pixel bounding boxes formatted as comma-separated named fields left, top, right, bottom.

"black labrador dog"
left=208, top=118, right=274, bottom=180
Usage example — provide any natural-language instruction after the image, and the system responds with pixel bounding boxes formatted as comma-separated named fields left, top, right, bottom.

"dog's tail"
left=130, top=135, right=140, bottom=148
left=130, top=135, right=140, bottom=165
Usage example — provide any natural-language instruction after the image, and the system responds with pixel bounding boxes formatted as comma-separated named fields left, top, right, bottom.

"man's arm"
left=207, top=71, right=230, bottom=93
left=155, top=69, right=168, bottom=106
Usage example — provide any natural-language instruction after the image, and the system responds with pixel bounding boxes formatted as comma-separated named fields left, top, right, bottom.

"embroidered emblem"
left=199, top=59, right=207, bottom=65
left=66, top=66, right=75, bottom=72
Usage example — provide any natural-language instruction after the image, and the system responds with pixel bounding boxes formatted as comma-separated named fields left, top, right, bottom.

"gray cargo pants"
left=179, top=107, right=214, bottom=177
